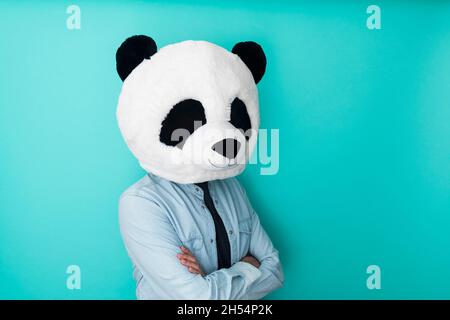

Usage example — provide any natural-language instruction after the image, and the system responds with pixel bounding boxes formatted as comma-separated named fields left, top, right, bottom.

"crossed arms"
left=119, top=194, right=283, bottom=300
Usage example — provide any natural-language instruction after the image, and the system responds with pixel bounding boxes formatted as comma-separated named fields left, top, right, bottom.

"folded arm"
left=236, top=183, right=284, bottom=300
left=119, top=194, right=262, bottom=300
left=244, top=209, right=284, bottom=299
left=176, top=184, right=284, bottom=300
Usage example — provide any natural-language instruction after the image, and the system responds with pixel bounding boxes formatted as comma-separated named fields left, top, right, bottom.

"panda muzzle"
left=211, top=138, right=241, bottom=160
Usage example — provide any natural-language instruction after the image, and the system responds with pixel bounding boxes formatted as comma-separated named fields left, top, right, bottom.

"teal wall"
left=1, top=0, right=449, bottom=299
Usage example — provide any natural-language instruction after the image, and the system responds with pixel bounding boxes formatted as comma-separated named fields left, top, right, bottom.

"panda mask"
left=116, top=35, right=266, bottom=184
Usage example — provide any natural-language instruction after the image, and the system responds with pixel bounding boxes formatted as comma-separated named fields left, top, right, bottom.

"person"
left=115, top=35, right=283, bottom=299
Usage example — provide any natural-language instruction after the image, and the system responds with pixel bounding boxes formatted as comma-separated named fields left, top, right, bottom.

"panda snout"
left=211, top=138, right=241, bottom=160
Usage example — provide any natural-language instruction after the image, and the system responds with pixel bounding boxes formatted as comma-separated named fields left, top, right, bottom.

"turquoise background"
left=1, top=0, right=449, bottom=299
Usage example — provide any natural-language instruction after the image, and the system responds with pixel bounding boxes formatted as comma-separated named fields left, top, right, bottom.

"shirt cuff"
left=231, top=261, right=262, bottom=284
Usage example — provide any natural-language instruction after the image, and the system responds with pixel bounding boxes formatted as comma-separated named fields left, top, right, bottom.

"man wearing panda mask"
left=116, top=35, right=283, bottom=299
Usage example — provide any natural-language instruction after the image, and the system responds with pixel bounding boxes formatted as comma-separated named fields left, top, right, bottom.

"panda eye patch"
left=160, top=99, right=206, bottom=148
left=230, top=97, right=251, bottom=140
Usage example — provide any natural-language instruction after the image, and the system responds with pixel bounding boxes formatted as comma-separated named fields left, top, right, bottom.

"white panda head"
left=116, top=35, right=266, bottom=184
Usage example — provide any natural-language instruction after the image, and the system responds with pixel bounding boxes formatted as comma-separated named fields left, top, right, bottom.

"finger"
left=177, top=253, right=197, bottom=263
left=188, top=266, right=202, bottom=274
left=180, top=246, right=192, bottom=255
left=185, top=262, right=202, bottom=275
left=178, top=248, right=196, bottom=261
left=179, top=258, right=199, bottom=268
left=180, top=258, right=201, bottom=271
left=181, top=247, right=194, bottom=256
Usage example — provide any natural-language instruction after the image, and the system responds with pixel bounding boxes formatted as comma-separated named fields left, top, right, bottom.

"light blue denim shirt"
left=119, top=173, right=283, bottom=299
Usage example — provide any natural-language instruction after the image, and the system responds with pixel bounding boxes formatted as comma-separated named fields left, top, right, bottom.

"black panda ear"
left=232, top=41, right=266, bottom=84
left=116, top=35, right=157, bottom=81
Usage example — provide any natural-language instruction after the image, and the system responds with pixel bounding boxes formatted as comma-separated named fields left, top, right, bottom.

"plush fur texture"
left=116, top=35, right=157, bottom=81
left=159, top=99, right=206, bottom=148
left=232, top=41, right=266, bottom=84
left=116, top=37, right=265, bottom=184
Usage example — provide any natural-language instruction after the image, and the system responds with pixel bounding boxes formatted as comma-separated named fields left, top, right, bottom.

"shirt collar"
left=147, top=172, right=206, bottom=198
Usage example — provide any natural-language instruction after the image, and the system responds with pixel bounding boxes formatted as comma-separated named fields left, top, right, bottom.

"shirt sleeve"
left=238, top=184, right=284, bottom=300
left=119, top=194, right=262, bottom=300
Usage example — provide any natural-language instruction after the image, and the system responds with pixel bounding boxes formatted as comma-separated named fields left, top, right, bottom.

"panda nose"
left=212, top=138, right=241, bottom=159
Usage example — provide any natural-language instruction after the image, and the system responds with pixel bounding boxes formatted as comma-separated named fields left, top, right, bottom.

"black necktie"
left=196, top=182, right=231, bottom=269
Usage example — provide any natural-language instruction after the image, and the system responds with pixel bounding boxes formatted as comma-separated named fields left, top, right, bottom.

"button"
left=210, top=239, right=214, bottom=243
left=201, top=205, right=205, bottom=209
left=229, top=230, right=234, bottom=235
left=195, top=187, right=200, bottom=192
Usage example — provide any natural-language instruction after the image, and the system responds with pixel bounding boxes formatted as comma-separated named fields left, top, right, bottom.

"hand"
left=177, top=246, right=206, bottom=276
left=240, top=255, right=261, bottom=268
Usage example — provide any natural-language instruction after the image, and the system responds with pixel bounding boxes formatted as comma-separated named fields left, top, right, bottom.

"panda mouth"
left=208, top=158, right=239, bottom=169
